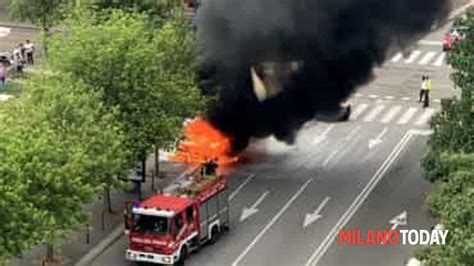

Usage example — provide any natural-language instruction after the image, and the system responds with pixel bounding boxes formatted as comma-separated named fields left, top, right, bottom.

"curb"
left=0, top=22, right=37, bottom=31
left=74, top=224, right=124, bottom=266
left=449, top=0, right=474, bottom=20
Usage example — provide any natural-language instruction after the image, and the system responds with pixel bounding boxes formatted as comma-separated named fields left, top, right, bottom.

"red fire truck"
left=124, top=164, right=229, bottom=265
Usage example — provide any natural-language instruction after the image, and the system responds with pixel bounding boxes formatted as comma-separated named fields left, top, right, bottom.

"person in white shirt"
left=13, top=45, right=24, bottom=77
left=25, top=39, right=35, bottom=65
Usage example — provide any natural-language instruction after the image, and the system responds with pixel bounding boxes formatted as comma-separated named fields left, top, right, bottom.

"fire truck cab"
left=125, top=165, right=229, bottom=265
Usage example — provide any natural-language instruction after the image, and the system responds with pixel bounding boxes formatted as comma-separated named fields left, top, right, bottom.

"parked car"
left=0, top=51, right=13, bottom=66
left=443, top=26, right=468, bottom=51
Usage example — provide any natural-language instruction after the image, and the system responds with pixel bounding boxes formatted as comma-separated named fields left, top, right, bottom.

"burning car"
left=314, top=101, right=351, bottom=122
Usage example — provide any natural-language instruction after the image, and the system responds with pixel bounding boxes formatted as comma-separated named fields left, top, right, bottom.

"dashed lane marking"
left=418, top=51, right=437, bottom=65
left=363, top=105, right=385, bottom=122
left=380, top=105, right=402, bottom=124
left=414, top=108, right=436, bottom=126
left=396, top=107, right=418, bottom=125
left=403, top=50, right=422, bottom=64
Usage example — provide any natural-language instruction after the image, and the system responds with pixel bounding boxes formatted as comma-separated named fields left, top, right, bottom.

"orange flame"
left=170, top=117, right=238, bottom=165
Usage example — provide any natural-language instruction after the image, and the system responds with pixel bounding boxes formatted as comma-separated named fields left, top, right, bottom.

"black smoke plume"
left=196, top=0, right=451, bottom=153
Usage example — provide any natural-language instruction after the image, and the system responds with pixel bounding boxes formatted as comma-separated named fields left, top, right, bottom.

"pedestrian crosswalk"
left=349, top=103, right=437, bottom=127
left=388, top=50, right=446, bottom=67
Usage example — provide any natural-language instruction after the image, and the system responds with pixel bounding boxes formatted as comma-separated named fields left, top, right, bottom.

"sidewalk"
left=8, top=154, right=188, bottom=266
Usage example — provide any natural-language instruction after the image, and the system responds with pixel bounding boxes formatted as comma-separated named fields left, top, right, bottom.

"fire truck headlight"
left=162, top=256, right=171, bottom=263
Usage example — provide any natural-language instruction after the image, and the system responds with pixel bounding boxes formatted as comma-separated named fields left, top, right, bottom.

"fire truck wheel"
left=209, top=226, right=220, bottom=244
left=174, top=246, right=188, bottom=266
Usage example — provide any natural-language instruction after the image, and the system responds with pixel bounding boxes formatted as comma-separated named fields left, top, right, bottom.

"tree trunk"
left=155, top=146, right=163, bottom=177
left=45, top=243, right=54, bottom=263
left=104, top=187, right=113, bottom=213
left=42, top=27, right=49, bottom=58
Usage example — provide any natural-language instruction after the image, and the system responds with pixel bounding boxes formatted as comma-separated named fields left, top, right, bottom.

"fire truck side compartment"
left=198, top=187, right=229, bottom=242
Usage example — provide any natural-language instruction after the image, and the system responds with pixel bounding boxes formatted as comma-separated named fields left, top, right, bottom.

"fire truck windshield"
left=132, top=214, right=169, bottom=235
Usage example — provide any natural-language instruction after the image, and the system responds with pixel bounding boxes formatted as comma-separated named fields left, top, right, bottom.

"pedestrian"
left=0, top=63, right=6, bottom=89
left=13, top=45, right=24, bottom=78
left=19, top=43, right=26, bottom=64
left=423, top=76, right=432, bottom=108
left=25, top=39, right=35, bottom=65
left=419, top=75, right=426, bottom=103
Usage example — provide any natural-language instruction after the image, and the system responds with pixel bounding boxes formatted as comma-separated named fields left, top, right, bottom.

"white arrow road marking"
left=306, top=130, right=422, bottom=266
left=312, top=124, right=335, bottom=145
left=304, top=196, right=330, bottom=228
left=240, top=191, right=269, bottom=222
left=229, top=173, right=255, bottom=202
left=368, top=127, right=389, bottom=149
left=390, top=210, right=408, bottom=230
left=233, top=178, right=313, bottom=266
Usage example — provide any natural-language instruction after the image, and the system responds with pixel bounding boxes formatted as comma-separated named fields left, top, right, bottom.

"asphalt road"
left=91, top=102, right=438, bottom=266
left=87, top=17, right=460, bottom=266
left=0, top=0, right=468, bottom=265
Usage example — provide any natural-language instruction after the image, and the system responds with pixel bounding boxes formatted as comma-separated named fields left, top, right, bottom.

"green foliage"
left=419, top=8, right=474, bottom=266
left=0, top=75, right=127, bottom=263
left=6, top=0, right=69, bottom=30
left=422, top=9, right=474, bottom=182
left=48, top=10, right=204, bottom=160
left=417, top=154, right=474, bottom=265
left=83, top=0, right=185, bottom=24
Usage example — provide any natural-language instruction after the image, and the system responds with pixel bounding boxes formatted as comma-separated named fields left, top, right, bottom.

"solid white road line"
left=396, top=107, right=418, bottom=124
left=305, top=131, right=414, bottom=266
left=418, top=51, right=437, bottom=65
left=229, top=173, right=256, bottom=202
left=363, top=105, right=385, bottom=122
left=351, top=104, right=369, bottom=119
left=415, top=108, right=436, bottom=126
left=232, top=178, right=313, bottom=266
left=390, top=53, right=403, bottom=63
left=432, top=53, right=446, bottom=67
left=403, top=50, right=421, bottom=64
left=380, top=105, right=402, bottom=124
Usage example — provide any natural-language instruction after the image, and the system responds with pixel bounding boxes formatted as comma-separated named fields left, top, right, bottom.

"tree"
left=422, top=9, right=474, bottom=182
left=417, top=154, right=474, bottom=265
left=0, top=75, right=127, bottom=263
left=48, top=10, right=204, bottom=180
left=82, top=0, right=184, bottom=24
left=418, top=8, right=474, bottom=266
left=6, top=0, right=69, bottom=55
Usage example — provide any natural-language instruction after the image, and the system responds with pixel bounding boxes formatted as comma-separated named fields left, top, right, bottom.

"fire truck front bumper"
left=126, top=249, right=176, bottom=265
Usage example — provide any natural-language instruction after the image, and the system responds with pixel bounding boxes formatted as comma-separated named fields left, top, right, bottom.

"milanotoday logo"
left=338, top=229, right=449, bottom=245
